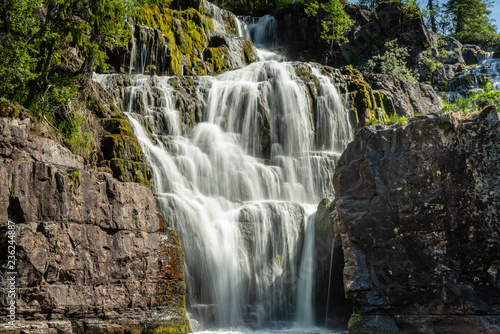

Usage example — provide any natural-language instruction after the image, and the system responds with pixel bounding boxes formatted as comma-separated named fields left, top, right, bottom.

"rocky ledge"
left=0, top=117, right=189, bottom=333
left=333, top=107, right=500, bottom=333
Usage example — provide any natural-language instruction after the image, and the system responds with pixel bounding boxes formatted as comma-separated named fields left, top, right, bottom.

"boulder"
left=332, top=107, right=500, bottom=333
left=462, top=44, right=482, bottom=65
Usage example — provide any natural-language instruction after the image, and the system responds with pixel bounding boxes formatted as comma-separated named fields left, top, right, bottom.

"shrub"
left=367, top=39, right=419, bottom=83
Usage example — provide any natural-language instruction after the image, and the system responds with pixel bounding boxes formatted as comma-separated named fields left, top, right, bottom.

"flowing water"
left=447, top=52, right=500, bottom=100
left=94, top=7, right=352, bottom=333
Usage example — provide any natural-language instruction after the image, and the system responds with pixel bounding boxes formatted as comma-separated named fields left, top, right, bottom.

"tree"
left=0, top=0, right=42, bottom=101
left=301, top=0, right=353, bottom=46
left=22, top=0, right=138, bottom=109
left=367, top=39, right=418, bottom=83
left=445, top=0, right=498, bottom=43
left=428, top=0, right=437, bottom=32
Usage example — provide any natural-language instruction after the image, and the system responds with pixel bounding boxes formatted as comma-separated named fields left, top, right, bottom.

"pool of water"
left=196, top=326, right=347, bottom=334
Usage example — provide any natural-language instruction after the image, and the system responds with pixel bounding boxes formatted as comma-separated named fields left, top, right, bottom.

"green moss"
left=101, top=118, right=133, bottom=136
left=341, top=66, right=363, bottom=80
left=242, top=38, right=257, bottom=65
left=108, top=159, right=151, bottom=187
left=101, top=134, right=142, bottom=162
left=142, top=322, right=190, bottom=334
left=373, top=91, right=392, bottom=115
left=9, top=183, right=15, bottom=198
left=204, top=46, right=231, bottom=74
left=137, top=4, right=213, bottom=76
left=347, top=79, right=374, bottom=126
left=67, top=169, right=82, bottom=188
left=295, top=65, right=312, bottom=78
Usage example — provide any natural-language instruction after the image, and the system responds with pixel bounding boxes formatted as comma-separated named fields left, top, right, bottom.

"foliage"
left=365, top=112, right=409, bottom=126
left=0, top=0, right=42, bottom=102
left=442, top=82, right=500, bottom=114
left=445, top=0, right=499, bottom=43
left=0, top=0, right=135, bottom=160
left=300, top=0, right=354, bottom=46
left=367, top=39, right=418, bottom=83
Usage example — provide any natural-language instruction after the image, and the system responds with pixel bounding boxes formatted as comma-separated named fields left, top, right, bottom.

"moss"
left=340, top=66, right=363, bottom=80
left=373, top=91, right=393, bottom=115
left=102, top=134, right=142, bottom=162
left=204, top=46, right=231, bottom=74
left=101, top=118, right=133, bottom=136
left=137, top=4, right=213, bottom=76
left=191, top=60, right=207, bottom=75
left=295, top=65, right=313, bottom=78
left=242, top=38, right=257, bottom=65
left=142, top=322, right=190, bottom=334
left=0, top=101, right=22, bottom=118
left=347, top=79, right=374, bottom=126
left=67, top=169, right=82, bottom=188
left=108, top=159, right=151, bottom=187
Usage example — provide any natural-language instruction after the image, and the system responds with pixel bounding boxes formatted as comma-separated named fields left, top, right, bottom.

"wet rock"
left=207, top=32, right=258, bottom=70
left=0, top=117, right=190, bottom=333
left=462, top=45, right=482, bottom=65
left=432, top=63, right=462, bottom=87
left=333, top=108, right=500, bottom=333
left=87, top=81, right=153, bottom=186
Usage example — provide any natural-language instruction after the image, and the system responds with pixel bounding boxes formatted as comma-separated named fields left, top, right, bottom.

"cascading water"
left=94, top=7, right=352, bottom=333
left=447, top=52, right=500, bottom=100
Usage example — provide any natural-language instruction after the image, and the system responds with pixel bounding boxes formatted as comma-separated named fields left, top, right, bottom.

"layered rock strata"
left=0, top=117, right=189, bottom=333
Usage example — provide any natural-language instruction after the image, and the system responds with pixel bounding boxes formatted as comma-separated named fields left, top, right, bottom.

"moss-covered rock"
left=204, top=46, right=231, bottom=74
left=88, top=80, right=153, bottom=187
left=137, top=4, right=213, bottom=76
left=102, top=135, right=142, bottom=162
left=108, top=158, right=152, bottom=186
left=373, top=91, right=393, bottom=116
left=347, top=79, right=374, bottom=126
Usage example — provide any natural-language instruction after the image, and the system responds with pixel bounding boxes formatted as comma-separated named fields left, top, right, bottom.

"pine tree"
left=445, top=0, right=498, bottom=43
left=428, top=0, right=437, bottom=32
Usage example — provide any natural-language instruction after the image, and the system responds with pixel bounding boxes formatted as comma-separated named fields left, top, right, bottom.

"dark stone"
left=332, top=108, right=500, bottom=333
left=462, top=45, right=481, bottom=65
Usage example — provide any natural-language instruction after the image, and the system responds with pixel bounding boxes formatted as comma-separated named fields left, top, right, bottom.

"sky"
left=491, top=0, right=500, bottom=32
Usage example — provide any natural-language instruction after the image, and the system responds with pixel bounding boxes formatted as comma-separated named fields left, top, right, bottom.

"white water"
left=447, top=52, right=500, bottom=99
left=94, top=10, right=352, bottom=333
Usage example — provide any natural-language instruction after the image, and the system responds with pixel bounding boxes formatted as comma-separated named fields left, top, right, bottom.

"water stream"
left=94, top=7, right=352, bottom=333
left=447, top=52, right=500, bottom=100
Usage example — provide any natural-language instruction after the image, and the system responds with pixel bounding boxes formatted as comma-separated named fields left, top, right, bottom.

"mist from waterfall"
left=94, top=7, right=353, bottom=332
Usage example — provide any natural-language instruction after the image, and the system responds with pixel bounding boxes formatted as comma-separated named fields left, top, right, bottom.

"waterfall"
left=447, top=52, right=500, bottom=99
left=94, top=9, right=352, bottom=332
left=296, top=208, right=317, bottom=326
left=237, top=15, right=286, bottom=62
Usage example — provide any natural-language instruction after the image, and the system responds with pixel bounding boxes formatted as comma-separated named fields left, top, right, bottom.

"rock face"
left=0, top=117, right=189, bottom=333
left=340, top=68, right=442, bottom=127
left=333, top=107, right=500, bottom=333
left=105, top=1, right=258, bottom=76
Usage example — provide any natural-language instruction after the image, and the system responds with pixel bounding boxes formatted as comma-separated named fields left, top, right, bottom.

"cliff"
left=0, top=116, right=189, bottom=333
left=332, top=107, right=500, bottom=333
